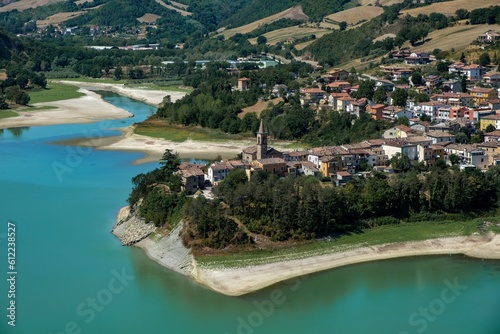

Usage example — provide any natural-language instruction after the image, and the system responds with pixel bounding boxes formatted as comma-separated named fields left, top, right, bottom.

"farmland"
left=402, top=0, right=500, bottom=17
left=220, top=6, right=309, bottom=39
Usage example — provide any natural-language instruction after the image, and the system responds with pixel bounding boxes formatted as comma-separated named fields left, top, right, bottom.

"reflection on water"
left=5, top=126, right=30, bottom=138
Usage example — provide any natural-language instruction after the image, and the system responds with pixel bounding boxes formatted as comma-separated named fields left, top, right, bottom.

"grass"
left=325, top=6, right=383, bottom=26
left=28, top=83, right=85, bottom=104
left=196, top=216, right=499, bottom=269
left=248, top=26, right=332, bottom=45
left=0, top=110, right=18, bottom=119
left=125, top=83, right=192, bottom=93
left=134, top=121, right=251, bottom=142
left=57, top=77, right=127, bottom=84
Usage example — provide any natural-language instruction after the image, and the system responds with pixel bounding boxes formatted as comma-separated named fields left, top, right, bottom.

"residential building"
left=462, top=64, right=486, bottom=81
left=483, top=72, right=500, bottom=88
left=327, top=81, right=351, bottom=92
left=431, top=92, right=473, bottom=108
left=366, top=104, right=386, bottom=120
left=249, top=158, right=288, bottom=176
left=485, top=130, right=500, bottom=142
left=477, top=30, right=500, bottom=43
left=469, top=87, right=498, bottom=105
left=319, top=156, right=343, bottom=177
left=382, top=125, right=415, bottom=139
left=448, top=62, right=465, bottom=75
left=425, top=131, right=456, bottom=144
left=442, top=79, right=462, bottom=93
left=480, top=114, right=500, bottom=131
left=405, top=52, right=430, bottom=65
left=335, top=171, right=353, bottom=187
left=375, top=79, right=395, bottom=91
left=382, top=139, right=418, bottom=160
left=444, top=144, right=488, bottom=169
left=326, top=68, right=349, bottom=81
left=300, top=87, right=326, bottom=105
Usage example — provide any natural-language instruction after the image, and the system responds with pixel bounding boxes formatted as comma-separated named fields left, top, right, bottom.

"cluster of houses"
left=298, top=59, right=500, bottom=128
left=175, top=120, right=500, bottom=195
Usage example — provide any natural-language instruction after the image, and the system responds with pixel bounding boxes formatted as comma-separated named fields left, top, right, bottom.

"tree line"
left=182, top=165, right=500, bottom=246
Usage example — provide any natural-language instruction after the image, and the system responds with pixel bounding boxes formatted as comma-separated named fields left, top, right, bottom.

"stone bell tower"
left=256, top=119, right=267, bottom=160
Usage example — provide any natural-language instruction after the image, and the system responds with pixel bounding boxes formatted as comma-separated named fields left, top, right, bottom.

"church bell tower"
left=256, top=120, right=267, bottom=160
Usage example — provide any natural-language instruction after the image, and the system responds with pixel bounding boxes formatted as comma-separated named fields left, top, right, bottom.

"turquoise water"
left=1, top=93, right=500, bottom=334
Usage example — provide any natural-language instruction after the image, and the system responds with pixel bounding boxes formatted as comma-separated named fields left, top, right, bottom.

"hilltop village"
left=175, top=40, right=500, bottom=196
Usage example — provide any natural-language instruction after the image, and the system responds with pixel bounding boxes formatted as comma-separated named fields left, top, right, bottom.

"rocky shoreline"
left=112, top=206, right=194, bottom=276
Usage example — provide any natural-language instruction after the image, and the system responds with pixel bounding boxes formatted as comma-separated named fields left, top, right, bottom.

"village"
left=175, top=30, right=500, bottom=196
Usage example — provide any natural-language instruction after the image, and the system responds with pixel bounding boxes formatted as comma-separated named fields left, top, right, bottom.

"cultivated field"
left=238, top=98, right=284, bottom=119
left=359, top=0, right=404, bottom=5
left=373, top=33, right=396, bottom=42
left=137, top=13, right=161, bottom=24
left=325, top=6, right=383, bottom=25
left=248, top=26, right=331, bottom=45
left=36, top=11, right=86, bottom=28
left=402, top=0, right=500, bottom=17
left=220, top=6, right=309, bottom=39
left=170, top=1, right=188, bottom=10
left=402, top=23, right=499, bottom=51
left=295, top=40, right=316, bottom=50
left=155, top=0, right=191, bottom=16
left=75, top=0, right=92, bottom=4
left=0, top=0, right=63, bottom=12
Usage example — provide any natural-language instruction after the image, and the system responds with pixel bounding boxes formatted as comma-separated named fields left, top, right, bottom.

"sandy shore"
left=54, top=80, right=186, bottom=107
left=191, top=233, right=500, bottom=296
left=0, top=88, right=135, bottom=129
left=98, top=131, right=257, bottom=162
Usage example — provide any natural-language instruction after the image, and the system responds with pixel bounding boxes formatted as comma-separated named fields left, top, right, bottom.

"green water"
left=0, top=93, right=499, bottom=334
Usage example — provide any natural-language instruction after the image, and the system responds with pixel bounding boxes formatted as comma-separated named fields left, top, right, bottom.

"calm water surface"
left=0, top=93, right=499, bottom=334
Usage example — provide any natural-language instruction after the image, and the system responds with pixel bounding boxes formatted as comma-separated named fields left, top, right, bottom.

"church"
left=242, top=120, right=283, bottom=161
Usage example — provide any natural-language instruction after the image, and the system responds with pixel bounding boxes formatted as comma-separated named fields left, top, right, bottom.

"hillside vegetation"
left=401, top=0, right=500, bottom=17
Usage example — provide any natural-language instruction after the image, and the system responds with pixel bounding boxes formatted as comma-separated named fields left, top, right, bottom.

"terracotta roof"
left=301, top=88, right=326, bottom=93
left=470, top=87, right=496, bottom=93
left=426, top=131, right=454, bottom=138
left=255, top=157, right=286, bottom=165
left=337, top=171, right=352, bottom=177
left=485, top=130, right=500, bottom=137
left=395, top=124, right=413, bottom=132
left=243, top=146, right=258, bottom=154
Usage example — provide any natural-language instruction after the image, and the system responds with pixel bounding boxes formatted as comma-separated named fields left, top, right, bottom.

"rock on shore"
left=112, top=206, right=156, bottom=245
left=112, top=206, right=193, bottom=276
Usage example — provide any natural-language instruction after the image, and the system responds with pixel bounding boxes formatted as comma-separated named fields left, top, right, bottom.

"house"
left=300, top=87, right=326, bottom=105
left=327, top=68, right=349, bottom=81
left=485, top=130, right=500, bottom=142
left=382, top=139, right=418, bottom=160
left=328, top=92, right=351, bottom=110
left=383, top=125, right=415, bottom=139
left=382, top=106, right=412, bottom=120
left=418, top=143, right=445, bottom=168
left=480, top=114, right=500, bottom=131
left=366, top=104, right=386, bottom=120
left=327, top=81, right=351, bottom=92
left=178, top=162, right=206, bottom=195
left=237, top=77, right=250, bottom=91
left=483, top=72, right=500, bottom=88
left=477, top=30, right=500, bottom=43
left=418, top=101, right=448, bottom=119
left=405, top=52, right=430, bottom=65
left=337, top=97, right=356, bottom=112
left=477, top=142, right=500, bottom=165
left=462, top=64, right=486, bottom=81
left=375, top=79, right=395, bottom=91
left=425, top=131, right=456, bottom=144
left=448, top=62, right=465, bottom=75
left=271, top=84, right=288, bottom=97
left=392, top=69, right=412, bottom=81
left=249, top=158, right=288, bottom=177
left=444, top=144, right=488, bottom=169
left=431, top=92, right=474, bottom=108
left=319, top=155, right=343, bottom=177
left=301, top=161, right=320, bottom=177
left=208, top=161, right=233, bottom=185
left=283, top=150, right=310, bottom=162
left=335, top=171, right=353, bottom=187
left=469, top=87, right=498, bottom=106
left=442, top=79, right=462, bottom=93
left=425, top=75, right=443, bottom=88
left=488, top=99, right=500, bottom=111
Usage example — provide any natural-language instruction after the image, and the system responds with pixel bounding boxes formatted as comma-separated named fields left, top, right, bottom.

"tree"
left=449, top=153, right=460, bottom=165
left=397, top=116, right=410, bottom=126
left=339, top=21, right=347, bottom=31
left=485, top=124, right=496, bottom=133
left=478, top=52, right=491, bottom=67
left=257, top=35, right=267, bottom=45
left=411, top=72, right=423, bottom=86
left=373, top=86, right=387, bottom=104
left=355, top=80, right=375, bottom=100
left=390, top=153, right=412, bottom=172
left=392, top=88, right=408, bottom=107
left=5, top=86, right=30, bottom=105
left=0, top=96, right=8, bottom=109
left=114, top=66, right=123, bottom=80
left=461, top=75, right=467, bottom=93
left=460, top=52, right=466, bottom=63
left=455, top=8, right=469, bottom=20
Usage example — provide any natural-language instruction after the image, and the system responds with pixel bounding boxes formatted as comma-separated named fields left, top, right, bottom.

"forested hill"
left=0, top=29, right=17, bottom=60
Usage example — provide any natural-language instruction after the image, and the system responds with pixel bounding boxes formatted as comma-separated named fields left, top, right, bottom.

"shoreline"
left=190, top=233, right=500, bottom=296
